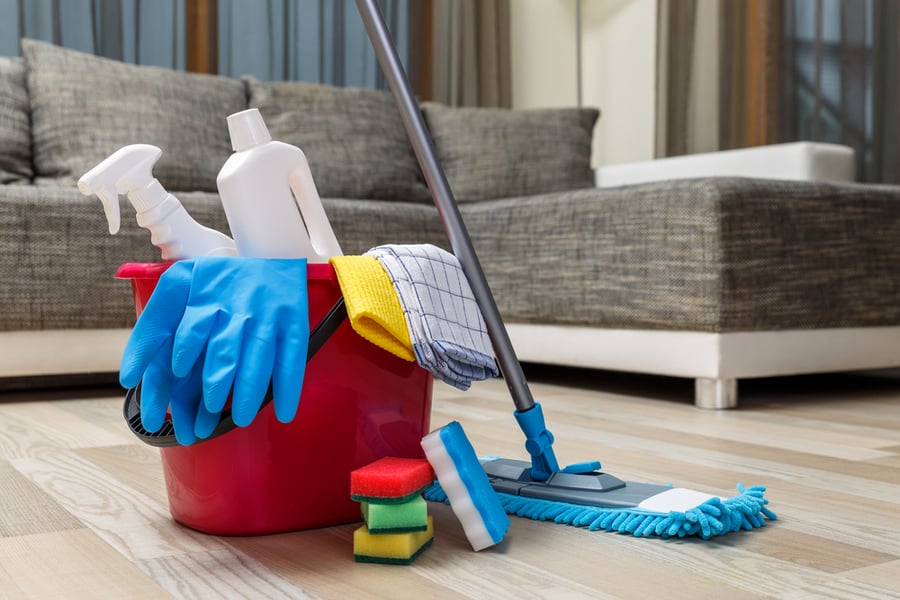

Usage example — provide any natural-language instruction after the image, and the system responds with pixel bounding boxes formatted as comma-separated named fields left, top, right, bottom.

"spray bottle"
left=78, top=144, right=237, bottom=261
left=216, top=108, right=342, bottom=261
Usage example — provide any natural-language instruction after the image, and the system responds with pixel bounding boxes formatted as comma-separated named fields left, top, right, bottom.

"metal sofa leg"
left=695, top=378, right=738, bottom=409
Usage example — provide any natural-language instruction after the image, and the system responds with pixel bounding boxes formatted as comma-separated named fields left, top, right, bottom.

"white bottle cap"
left=227, top=108, right=272, bottom=152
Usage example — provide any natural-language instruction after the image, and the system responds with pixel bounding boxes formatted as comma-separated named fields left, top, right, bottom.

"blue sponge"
left=421, top=421, right=509, bottom=551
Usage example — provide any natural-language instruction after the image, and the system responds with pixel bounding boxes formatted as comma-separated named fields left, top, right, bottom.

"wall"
left=509, top=0, right=658, bottom=167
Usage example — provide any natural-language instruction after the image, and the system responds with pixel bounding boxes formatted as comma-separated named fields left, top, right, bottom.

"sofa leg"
left=694, top=378, right=738, bottom=409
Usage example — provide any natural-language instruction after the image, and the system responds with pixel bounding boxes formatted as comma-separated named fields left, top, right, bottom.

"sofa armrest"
left=595, top=142, right=856, bottom=188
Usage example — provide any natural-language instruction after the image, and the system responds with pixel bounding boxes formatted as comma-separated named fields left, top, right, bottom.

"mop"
left=354, top=0, right=775, bottom=540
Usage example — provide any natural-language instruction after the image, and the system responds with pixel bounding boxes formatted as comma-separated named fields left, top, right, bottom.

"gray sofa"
left=3, top=39, right=900, bottom=407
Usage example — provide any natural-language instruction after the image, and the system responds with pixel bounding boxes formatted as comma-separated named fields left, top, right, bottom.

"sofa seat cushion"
left=0, top=186, right=232, bottom=331
left=0, top=57, right=32, bottom=183
left=22, top=39, right=246, bottom=192
left=0, top=182, right=446, bottom=332
left=423, top=103, right=599, bottom=203
left=246, top=78, right=431, bottom=203
left=462, top=177, right=900, bottom=332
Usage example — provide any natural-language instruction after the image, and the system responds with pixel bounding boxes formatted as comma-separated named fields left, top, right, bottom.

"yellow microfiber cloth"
left=330, top=255, right=415, bottom=361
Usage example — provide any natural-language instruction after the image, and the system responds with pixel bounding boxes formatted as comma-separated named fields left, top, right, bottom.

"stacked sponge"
left=351, top=457, right=435, bottom=564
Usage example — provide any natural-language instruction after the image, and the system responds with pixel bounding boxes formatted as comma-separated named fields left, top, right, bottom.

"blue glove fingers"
left=194, top=401, right=222, bottom=440
left=230, top=332, right=277, bottom=427
left=171, top=308, right=219, bottom=378
left=139, top=354, right=175, bottom=433
left=271, top=322, right=310, bottom=424
left=169, top=368, right=203, bottom=446
left=199, top=316, right=245, bottom=414
left=119, top=260, right=194, bottom=389
left=170, top=400, right=197, bottom=445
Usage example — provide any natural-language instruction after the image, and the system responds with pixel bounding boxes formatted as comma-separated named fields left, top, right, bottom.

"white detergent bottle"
left=216, top=108, right=342, bottom=261
left=78, top=144, right=237, bottom=261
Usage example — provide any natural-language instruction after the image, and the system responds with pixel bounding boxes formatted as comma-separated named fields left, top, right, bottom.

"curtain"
left=657, top=0, right=900, bottom=184
left=217, top=0, right=415, bottom=89
left=0, top=0, right=187, bottom=68
left=0, top=0, right=416, bottom=93
left=428, top=0, right=510, bottom=107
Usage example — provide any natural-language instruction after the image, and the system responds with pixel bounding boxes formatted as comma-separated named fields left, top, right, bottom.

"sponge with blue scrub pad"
left=421, top=421, right=509, bottom=551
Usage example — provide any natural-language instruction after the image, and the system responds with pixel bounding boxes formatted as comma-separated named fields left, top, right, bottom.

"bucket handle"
left=123, top=296, right=348, bottom=447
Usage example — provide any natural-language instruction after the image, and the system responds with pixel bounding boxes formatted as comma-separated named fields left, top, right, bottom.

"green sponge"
left=362, top=495, right=428, bottom=534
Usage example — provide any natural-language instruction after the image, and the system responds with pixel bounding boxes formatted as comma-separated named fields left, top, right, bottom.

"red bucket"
left=116, top=262, right=432, bottom=535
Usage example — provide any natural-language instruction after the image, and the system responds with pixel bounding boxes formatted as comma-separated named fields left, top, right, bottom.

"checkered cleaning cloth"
left=366, top=244, right=499, bottom=390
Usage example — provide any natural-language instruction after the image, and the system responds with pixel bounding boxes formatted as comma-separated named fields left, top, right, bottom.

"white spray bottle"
left=216, top=108, right=342, bottom=261
left=78, top=144, right=237, bottom=260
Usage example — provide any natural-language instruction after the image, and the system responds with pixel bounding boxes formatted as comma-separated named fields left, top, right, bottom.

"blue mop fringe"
left=424, top=482, right=776, bottom=540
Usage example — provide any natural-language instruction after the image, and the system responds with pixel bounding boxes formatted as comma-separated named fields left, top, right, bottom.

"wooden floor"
left=1, top=367, right=900, bottom=599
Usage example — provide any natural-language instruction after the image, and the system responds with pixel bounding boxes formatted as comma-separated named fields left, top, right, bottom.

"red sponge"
left=350, top=457, right=435, bottom=504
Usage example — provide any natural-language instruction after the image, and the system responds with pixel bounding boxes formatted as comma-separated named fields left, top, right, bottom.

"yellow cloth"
left=330, top=255, right=415, bottom=361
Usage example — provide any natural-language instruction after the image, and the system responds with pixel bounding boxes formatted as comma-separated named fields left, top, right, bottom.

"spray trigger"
left=78, top=144, right=162, bottom=237
left=78, top=144, right=236, bottom=260
left=97, top=185, right=120, bottom=235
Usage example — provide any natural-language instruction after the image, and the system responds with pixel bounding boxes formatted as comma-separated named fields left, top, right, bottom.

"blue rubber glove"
left=170, top=256, right=309, bottom=427
left=119, top=260, right=207, bottom=445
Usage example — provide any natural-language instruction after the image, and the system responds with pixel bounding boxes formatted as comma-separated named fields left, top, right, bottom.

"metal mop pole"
left=355, top=0, right=560, bottom=479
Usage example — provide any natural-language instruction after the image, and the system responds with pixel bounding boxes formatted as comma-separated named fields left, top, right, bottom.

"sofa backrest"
left=0, top=56, right=32, bottom=184
left=22, top=39, right=244, bottom=193
left=3, top=39, right=600, bottom=203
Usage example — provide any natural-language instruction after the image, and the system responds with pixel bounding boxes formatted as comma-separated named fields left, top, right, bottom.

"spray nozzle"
left=78, top=144, right=163, bottom=235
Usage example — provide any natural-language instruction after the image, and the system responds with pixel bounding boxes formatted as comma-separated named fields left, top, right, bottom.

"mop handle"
left=355, top=0, right=535, bottom=414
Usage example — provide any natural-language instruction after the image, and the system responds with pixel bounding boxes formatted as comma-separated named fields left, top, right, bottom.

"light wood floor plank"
left=0, top=401, right=131, bottom=453
left=75, top=444, right=170, bottom=506
left=0, top=460, right=82, bottom=537
left=0, top=529, right=168, bottom=599
left=843, top=559, right=900, bottom=592
left=0, top=371, right=899, bottom=598
left=135, top=548, right=314, bottom=600
left=10, top=448, right=224, bottom=561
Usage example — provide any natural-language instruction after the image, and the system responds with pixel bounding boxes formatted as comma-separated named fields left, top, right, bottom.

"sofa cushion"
left=0, top=57, right=32, bottom=183
left=246, top=77, right=431, bottom=202
left=22, top=39, right=246, bottom=192
left=461, top=178, right=900, bottom=332
left=423, top=103, right=598, bottom=203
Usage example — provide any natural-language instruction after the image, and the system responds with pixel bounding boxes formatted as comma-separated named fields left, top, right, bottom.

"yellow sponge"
left=353, top=516, right=434, bottom=564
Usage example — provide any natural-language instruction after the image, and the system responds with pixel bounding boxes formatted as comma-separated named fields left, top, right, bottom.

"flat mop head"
left=425, top=458, right=775, bottom=540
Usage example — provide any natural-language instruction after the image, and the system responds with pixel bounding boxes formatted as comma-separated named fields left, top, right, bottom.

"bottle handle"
left=288, top=154, right=343, bottom=261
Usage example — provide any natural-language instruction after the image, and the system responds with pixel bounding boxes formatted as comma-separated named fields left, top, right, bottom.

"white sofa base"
left=4, top=325, right=899, bottom=407
left=0, top=329, right=130, bottom=379
left=507, top=323, right=900, bottom=408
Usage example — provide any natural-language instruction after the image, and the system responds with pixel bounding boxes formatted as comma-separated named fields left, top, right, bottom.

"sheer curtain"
left=657, top=0, right=899, bottom=184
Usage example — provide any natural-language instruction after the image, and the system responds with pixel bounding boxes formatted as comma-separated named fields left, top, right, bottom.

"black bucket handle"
left=123, top=296, right=348, bottom=447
